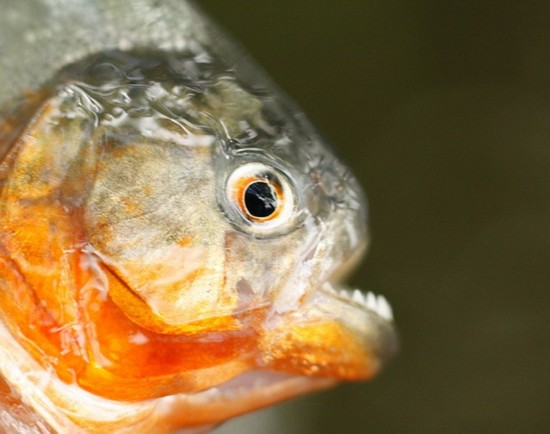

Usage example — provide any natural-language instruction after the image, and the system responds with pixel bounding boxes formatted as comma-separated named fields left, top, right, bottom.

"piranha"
left=0, top=1, right=397, bottom=432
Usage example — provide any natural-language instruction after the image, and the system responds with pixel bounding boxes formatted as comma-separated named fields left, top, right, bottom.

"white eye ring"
left=225, top=163, right=295, bottom=233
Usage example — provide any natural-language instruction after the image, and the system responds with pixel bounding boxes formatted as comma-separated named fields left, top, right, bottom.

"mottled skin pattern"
left=0, top=2, right=396, bottom=433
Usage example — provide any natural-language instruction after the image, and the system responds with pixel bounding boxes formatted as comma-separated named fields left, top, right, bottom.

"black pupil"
left=244, top=181, right=277, bottom=218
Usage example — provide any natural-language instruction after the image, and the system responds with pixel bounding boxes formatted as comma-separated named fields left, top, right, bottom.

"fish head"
left=67, top=50, right=397, bottom=409
left=0, top=2, right=396, bottom=432
left=73, top=54, right=369, bottom=335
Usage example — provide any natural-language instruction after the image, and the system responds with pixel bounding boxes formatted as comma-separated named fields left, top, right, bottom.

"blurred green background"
left=200, top=1, right=550, bottom=433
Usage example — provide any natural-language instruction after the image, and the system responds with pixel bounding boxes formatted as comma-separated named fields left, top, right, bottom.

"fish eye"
left=244, top=181, right=277, bottom=218
left=226, top=163, right=295, bottom=231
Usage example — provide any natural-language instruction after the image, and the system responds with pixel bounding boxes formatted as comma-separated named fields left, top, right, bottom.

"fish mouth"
left=163, top=284, right=399, bottom=429
left=256, top=279, right=398, bottom=386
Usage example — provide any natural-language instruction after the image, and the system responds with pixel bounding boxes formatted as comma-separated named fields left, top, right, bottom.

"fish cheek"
left=84, top=141, right=239, bottom=333
left=222, top=227, right=312, bottom=314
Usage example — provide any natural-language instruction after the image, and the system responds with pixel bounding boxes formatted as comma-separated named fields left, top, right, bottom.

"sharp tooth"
left=322, top=282, right=337, bottom=294
left=365, top=291, right=377, bottom=311
left=376, top=294, right=394, bottom=320
left=323, top=285, right=394, bottom=321
left=352, top=289, right=364, bottom=304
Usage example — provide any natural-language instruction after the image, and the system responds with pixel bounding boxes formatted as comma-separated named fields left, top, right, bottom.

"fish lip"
left=194, top=370, right=334, bottom=400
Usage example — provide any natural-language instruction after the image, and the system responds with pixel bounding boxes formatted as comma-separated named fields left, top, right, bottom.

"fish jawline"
left=0, top=318, right=333, bottom=432
left=155, top=371, right=335, bottom=431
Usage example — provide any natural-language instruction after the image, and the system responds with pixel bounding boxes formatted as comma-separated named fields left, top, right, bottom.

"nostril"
left=309, top=166, right=345, bottom=201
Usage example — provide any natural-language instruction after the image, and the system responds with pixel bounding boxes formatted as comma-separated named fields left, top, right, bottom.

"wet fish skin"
left=0, top=1, right=396, bottom=432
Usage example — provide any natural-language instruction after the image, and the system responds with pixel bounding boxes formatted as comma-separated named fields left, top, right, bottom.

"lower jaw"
left=154, top=371, right=336, bottom=430
left=0, top=316, right=334, bottom=433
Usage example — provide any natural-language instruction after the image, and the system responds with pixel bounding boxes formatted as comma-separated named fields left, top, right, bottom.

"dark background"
left=199, top=2, right=550, bottom=433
